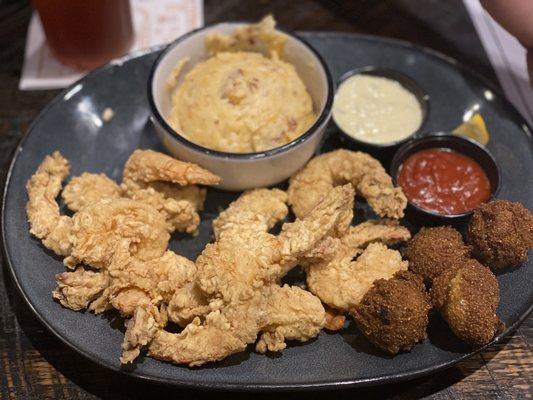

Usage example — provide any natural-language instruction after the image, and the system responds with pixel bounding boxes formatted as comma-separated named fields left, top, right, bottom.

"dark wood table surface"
left=0, top=0, right=531, bottom=398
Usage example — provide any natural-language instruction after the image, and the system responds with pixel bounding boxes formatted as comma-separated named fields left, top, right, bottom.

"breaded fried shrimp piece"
left=352, top=271, right=430, bottom=354
left=404, top=226, right=471, bottom=284
left=69, top=198, right=169, bottom=269
left=122, top=180, right=202, bottom=234
left=26, top=151, right=73, bottom=256
left=288, top=149, right=407, bottom=219
left=213, top=188, right=288, bottom=239
left=143, top=186, right=353, bottom=366
left=341, top=219, right=411, bottom=249
left=122, top=150, right=219, bottom=234
left=91, top=242, right=207, bottom=323
left=431, top=259, right=501, bottom=346
left=256, top=285, right=326, bottom=353
left=53, top=267, right=109, bottom=311
left=62, top=172, right=122, bottom=212
left=467, top=200, right=533, bottom=269
left=306, top=242, right=408, bottom=313
left=148, top=301, right=261, bottom=367
left=123, top=149, right=220, bottom=186
left=279, top=184, right=355, bottom=263
left=303, top=219, right=410, bottom=314
left=121, top=304, right=162, bottom=364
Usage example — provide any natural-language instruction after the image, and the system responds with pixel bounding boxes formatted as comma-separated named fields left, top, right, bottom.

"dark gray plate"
left=3, top=33, right=533, bottom=391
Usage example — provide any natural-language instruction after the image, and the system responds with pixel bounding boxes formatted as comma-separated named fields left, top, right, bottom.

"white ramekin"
left=148, top=22, right=333, bottom=191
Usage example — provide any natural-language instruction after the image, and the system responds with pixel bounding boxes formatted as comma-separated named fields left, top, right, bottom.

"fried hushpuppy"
left=352, top=271, right=431, bottom=355
left=404, top=226, right=471, bottom=284
left=431, top=259, right=501, bottom=346
left=467, top=200, right=533, bottom=269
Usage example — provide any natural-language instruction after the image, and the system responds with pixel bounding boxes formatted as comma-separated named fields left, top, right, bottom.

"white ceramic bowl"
left=148, top=23, right=333, bottom=191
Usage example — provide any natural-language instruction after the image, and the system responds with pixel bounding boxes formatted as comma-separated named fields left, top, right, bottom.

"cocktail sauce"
left=397, top=148, right=491, bottom=215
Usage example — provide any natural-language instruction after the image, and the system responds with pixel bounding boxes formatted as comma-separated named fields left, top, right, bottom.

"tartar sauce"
left=333, top=74, right=423, bottom=144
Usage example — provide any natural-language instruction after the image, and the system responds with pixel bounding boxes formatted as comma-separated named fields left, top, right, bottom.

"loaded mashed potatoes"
left=167, top=16, right=316, bottom=153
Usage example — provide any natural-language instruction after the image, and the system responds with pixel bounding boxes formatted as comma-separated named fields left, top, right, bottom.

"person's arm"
left=480, top=0, right=533, bottom=82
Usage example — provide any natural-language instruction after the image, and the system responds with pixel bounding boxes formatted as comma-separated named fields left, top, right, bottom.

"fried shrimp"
left=255, top=284, right=326, bottom=353
left=28, top=155, right=156, bottom=268
left=68, top=198, right=169, bottom=269
left=288, top=149, right=407, bottom=219
left=122, top=149, right=220, bottom=186
left=133, top=186, right=354, bottom=366
left=306, top=242, right=408, bottom=313
left=303, top=219, right=410, bottom=313
left=121, top=149, right=220, bottom=234
left=61, top=150, right=219, bottom=235
left=352, top=271, right=430, bottom=354
left=431, top=259, right=501, bottom=345
left=55, top=240, right=209, bottom=361
left=26, top=151, right=73, bottom=256
left=62, top=172, right=122, bottom=212
left=53, top=267, right=110, bottom=311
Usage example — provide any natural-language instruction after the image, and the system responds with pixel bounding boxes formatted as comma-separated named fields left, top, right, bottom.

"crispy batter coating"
left=26, top=151, right=73, bottom=256
left=87, top=241, right=203, bottom=319
left=27, top=152, right=191, bottom=270
left=306, top=242, right=408, bottom=313
left=340, top=219, right=411, bottom=248
left=213, top=188, right=288, bottom=239
left=62, top=172, right=122, bottom=212
left=53, top=267, right=110, bottom=311
left=431, top=259, right=501, bottom=346
left=69, top=198, right=169, bottom=269
left=55, top=239, right=208, bottom=361
left=256, top=285, right=326, bottom=353
left=288, top=149, right=407, bottom=219
left=123, top=149, right=220, bottom=186
left=467, top=200, right=533, bottom=269
left=121, top=304, right=163, bottom=363
left=142, top=186, right=353, bottom=366
left=352, top=271, right=430, bottom=354
left=404, top=226, right=471, bottom=284
left=279, top=184, right=355, bottom=261
left=122, top=150, right=218, bottom=234
left=303, top=219, right=410, bottom=314
left=61, top=150, right=216, bottom=235
left=122, top=180, right=205, bottom=234
left=324, top=306, right=346, bottom=331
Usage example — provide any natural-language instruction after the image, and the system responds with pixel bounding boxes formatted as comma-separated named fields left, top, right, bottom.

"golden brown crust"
left=324, top=306, right=346, bottom=331
left=62, top=172, right=122, bottom=212
left=404, top=226, right=471, bottom=284
left=147, top=186, right=351, bottom=366
left=123, top=149, right=220, bottom=186
left=467, top=200, right=533, bottom=269
left=26, top=151, right=73, bottom=256
left=352, top=270, right=430, bottom=354
left=121, top=150, right=217, bottom=234
left=69, top=198, right=170, bottom=269
left=431, top=259, right=501, bottom=346
left=288, top=149, right=407, bottom=219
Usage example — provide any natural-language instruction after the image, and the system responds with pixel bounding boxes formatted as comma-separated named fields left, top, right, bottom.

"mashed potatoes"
left=167, top=17, right=316, bottom=153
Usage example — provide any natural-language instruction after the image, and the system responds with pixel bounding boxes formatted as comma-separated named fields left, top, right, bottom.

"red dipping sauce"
left=397, top=148, right=491, bottom=215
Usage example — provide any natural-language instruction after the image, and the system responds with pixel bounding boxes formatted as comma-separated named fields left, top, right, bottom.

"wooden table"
left=0, top=0, right=531, bottom=398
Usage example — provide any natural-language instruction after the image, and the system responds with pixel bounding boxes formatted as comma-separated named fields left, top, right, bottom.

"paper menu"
left=20, top=0, right=203, bottom=90
left=463, top=0, right=533, bottom=126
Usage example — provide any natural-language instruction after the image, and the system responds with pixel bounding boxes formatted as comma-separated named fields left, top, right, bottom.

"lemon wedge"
left=453, top=113, right=490, bottom=145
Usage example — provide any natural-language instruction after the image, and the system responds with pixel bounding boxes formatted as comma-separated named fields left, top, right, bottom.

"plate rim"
left=2, top=31, right=532, bottom=392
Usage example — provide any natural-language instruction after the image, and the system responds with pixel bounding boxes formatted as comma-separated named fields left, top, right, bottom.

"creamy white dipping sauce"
left=333, top=74, right=423, bottom=144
